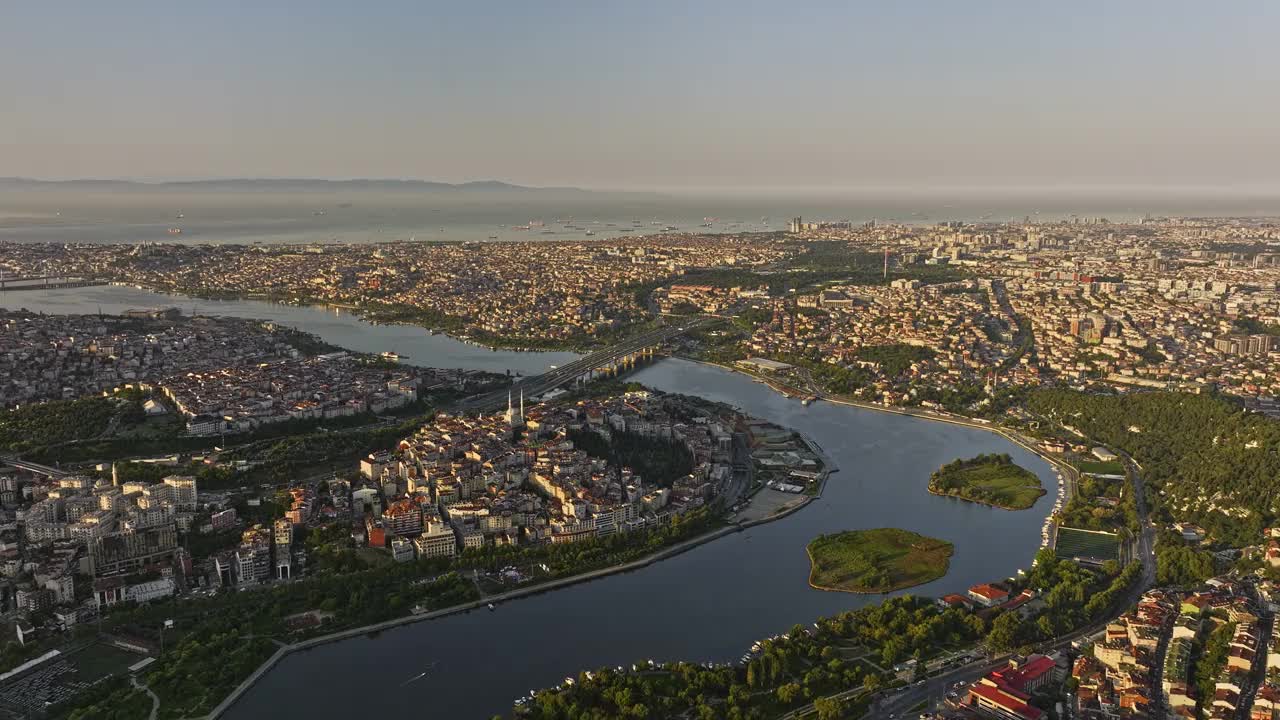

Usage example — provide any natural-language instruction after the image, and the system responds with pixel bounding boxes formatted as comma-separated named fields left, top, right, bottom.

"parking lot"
left=0, top=641, right=146, bottom=716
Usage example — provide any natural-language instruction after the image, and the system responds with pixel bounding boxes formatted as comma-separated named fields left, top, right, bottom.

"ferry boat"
left=167, top=227, right=183, bottom=235
left=584, top=230, right=595, bottom=236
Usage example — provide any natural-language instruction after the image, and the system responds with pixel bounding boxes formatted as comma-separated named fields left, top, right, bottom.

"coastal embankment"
left=680, top=356, right=1079, bottom=545
left=208, top=432, right=833, bottom=719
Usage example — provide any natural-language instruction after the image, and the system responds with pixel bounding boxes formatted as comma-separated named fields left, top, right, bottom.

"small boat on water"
left=400, top=662, right=438, bottom=686
left=487, top=603, right=496, bottom=611
left=167, top=227, right=183, bottom=235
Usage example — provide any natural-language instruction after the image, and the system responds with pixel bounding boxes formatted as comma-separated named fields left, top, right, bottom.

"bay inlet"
left=2, top=287, right=1054, bottom=720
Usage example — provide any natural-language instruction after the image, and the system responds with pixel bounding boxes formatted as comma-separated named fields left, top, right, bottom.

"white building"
left=391, top=538, right=415, bottom=563
left=93, top=575, right=176, bottom=609
left=162, top=476, right=198, bottom=509
left=414, top=528, right=458, bottom=559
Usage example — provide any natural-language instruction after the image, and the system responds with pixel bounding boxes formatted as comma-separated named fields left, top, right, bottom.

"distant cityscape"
left=0, top=215, right=1279, bottom=718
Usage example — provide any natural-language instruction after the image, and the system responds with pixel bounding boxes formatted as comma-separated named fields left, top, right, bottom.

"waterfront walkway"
left=206, top=504, right=808, bottom=719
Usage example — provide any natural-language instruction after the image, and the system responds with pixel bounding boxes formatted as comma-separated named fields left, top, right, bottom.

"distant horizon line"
left=3, top=176, right=1280, bottom=198
left=0, top=176, right=590, bottom=193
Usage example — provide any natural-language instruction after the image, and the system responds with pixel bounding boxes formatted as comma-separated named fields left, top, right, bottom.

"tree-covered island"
left=805, top=528, right=953, bottom=593
left=928, top=453, right=1044, bottom=510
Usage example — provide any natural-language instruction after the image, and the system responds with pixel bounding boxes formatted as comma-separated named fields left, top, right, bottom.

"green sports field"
left=1055, top=527, right=1120, bottom=562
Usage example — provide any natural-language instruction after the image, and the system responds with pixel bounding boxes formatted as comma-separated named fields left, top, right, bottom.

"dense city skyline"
left=6, top=3, right=1280, bottom=719
left=4, top=1, right=1279, bottom=190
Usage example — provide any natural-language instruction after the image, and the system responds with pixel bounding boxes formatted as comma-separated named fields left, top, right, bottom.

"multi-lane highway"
left=0, top=455, right=69, bottom=478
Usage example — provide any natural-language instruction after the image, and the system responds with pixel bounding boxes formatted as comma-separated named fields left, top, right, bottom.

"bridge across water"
left=457, top=317, right=708, bottom=413
left=0, top=276, right=107, bottom=292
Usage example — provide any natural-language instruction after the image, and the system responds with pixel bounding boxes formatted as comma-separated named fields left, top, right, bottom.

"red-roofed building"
left=969, top=680, right=1043, bottom=720
left=382, top=498, right=424, bottom=537
left=365, top=517, right=386, bottom=548
left=968, top=655, right=1057, bottom=720
left=992, top=655, right=1057, bottom=693
left=1000, top=589, right=1038, bottom=612
left=969, top=583, right=1011, bottom=607
left=938, top=593, right=974, bottom=610
left=1267, top=540, right=1280, bottom=568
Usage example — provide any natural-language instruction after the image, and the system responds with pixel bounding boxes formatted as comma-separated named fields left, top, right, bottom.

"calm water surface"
left=3, top=189, right=1255, bottom=245
left=3, top=285, right=1056, bottom=719
left=225, top=359, right=1055, bottom=720
left=0, top=285, right=576, bottom=376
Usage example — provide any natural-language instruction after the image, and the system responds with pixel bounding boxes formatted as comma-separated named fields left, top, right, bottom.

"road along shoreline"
left=209, top=357, right=1066, bottom=719
left=680, top=357, right=1080, bottom=527
left=206, top=448, right=829, bottom=718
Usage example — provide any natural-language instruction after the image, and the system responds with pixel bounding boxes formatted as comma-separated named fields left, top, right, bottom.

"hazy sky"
left=3, top=1, right=1278, bottom=191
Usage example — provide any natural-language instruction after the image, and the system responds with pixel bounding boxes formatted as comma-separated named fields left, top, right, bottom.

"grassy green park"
left=806, top=528, right=953, bottom=593
left=928, top=453, right=1044, bottom=510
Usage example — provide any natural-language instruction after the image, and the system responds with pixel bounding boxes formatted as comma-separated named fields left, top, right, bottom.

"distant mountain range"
left=0, top=177, right=593, bottom=194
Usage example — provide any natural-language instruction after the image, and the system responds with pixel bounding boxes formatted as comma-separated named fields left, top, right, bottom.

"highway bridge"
left=457, top=317, right=709, bottom=413
left=0, top=455, right=70, bottom=479
left=0, top=275, right=107, bottom=292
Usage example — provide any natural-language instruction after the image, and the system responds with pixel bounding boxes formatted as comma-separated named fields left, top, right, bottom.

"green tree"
left=777, top=682, right=802, bottom=704
left=987, top=612, right=1024, bottom=652
left=814, top=696, right=847, bottom=720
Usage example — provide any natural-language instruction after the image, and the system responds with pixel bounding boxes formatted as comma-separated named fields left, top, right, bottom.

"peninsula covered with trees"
left=928, top=453, right=1044, bottom=510
left=1026, top=389, right=1280, bottom=546
left=805, top=528, right=953, bottom=594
